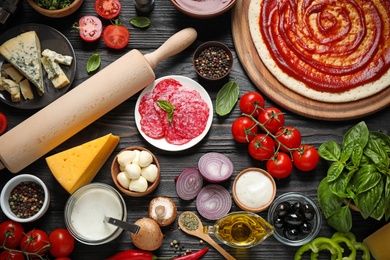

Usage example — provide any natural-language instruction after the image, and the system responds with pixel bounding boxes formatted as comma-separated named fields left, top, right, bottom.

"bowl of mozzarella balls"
left=111, top=146, right=160, bottom=197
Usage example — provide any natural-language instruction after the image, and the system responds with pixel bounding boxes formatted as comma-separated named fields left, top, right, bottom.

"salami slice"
left=138, top=92, right=165, bottom=139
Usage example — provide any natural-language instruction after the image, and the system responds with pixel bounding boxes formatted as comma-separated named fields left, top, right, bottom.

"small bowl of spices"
left=0, top=174, right=50, bottom=223
left=193, top=41, right=233, bottom=81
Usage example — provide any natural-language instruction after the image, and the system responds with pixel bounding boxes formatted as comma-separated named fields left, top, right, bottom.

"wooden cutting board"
left=231, top=0, right=390, bottom=121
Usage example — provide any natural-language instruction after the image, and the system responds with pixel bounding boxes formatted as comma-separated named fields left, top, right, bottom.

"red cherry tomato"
left=103, top=20, right=130, bottom=49
left=20, top=229, right=50, bottom=256
left=0, top=220, right=24, bottom=249
left=239, top=92, right=265, bottom=117
left=275, top=126, right=302, bottom=152
left=77, top=16, right=103, bottom=42
left=248, top=134, right=275, bottom=161
left=292, top=145, right=320, bottom=171
left=257, top=107, right=284, bottom=133
left=94, top=0, right=122, bottom=20
left=49, top=228, right=75, bottom=258
left=0, top=112, right=7, bottom=135
left=0, top=251, right=24, bottom=260
left=231, top=117, right=258, bottom=143
left=266, top=152, right=293, bottom=179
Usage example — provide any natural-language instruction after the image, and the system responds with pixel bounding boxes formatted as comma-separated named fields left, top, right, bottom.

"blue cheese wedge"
left=41, top=56, right=70, bottom=89
left=0, top=31, right=44, bottom=96
left=0, top=77, right=21, bottom=102
left=42, top=49, right=73, bottom=66
left=19, top=79, right=34, bottom=100
left=3, top=65, right=24, bottom=83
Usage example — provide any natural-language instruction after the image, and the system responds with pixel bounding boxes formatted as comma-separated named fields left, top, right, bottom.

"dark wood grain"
left=0, top=1, right=389, bottom=259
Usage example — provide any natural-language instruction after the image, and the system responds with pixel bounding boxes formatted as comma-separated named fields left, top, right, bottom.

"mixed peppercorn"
left=9, top=181, right=45, bottom=218
left=194, top=46, right=231, bottom=80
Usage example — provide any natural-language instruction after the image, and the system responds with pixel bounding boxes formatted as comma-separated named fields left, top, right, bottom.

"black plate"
left=0, top=23, right=76, bottom=109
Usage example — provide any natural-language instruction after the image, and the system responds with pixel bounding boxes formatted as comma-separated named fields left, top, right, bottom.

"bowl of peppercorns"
left=193, top=41, right=233, bottom=81
left=0, top=174, right=50, bottom=223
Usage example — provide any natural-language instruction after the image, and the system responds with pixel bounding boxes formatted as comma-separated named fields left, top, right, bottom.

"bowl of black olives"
left=267, top=192, right=322, bottom=246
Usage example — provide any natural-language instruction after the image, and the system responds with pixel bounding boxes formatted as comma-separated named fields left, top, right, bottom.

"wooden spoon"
left=178, top=211, right=236, bottom=260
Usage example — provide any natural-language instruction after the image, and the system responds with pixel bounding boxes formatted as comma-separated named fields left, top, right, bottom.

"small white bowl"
left=0, top=174, right=50, bottom=223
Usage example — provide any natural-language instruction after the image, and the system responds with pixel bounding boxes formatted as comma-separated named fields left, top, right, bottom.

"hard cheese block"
left=363, top=223, right=390, bottom=260
left=46, top=133, right=120, bottom=194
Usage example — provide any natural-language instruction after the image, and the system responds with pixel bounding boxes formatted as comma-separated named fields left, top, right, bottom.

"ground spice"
left=180, top=213, right=199, bottom=231
left=9, top=181, right=45, bottom=218
left=195, top=46, right=231, bottom=80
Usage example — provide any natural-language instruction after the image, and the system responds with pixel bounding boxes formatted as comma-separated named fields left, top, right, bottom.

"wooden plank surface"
left=0, top=1, right=389, bottom=259
left=232, top=0, right=390, bottom=121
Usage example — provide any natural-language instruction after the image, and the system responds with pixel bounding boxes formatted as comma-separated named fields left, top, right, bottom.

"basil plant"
left=317, top=121, right=390, bottom=233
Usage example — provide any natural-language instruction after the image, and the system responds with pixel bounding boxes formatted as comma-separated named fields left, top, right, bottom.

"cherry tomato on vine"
left=0, top=251, right=24, bottom=260
left=275, top=126, right=302, bottom=152
left=0, top=112, right=7, bottom=135
left=266, top=152, right=293, bottom=179
left=76, top=16, right=103, bottom=42
left=292, top=145, right=319, bottom=171
left=257, top=107, right=284, bottom=133
left=103, top=19, right=130, bottom=49
left=94, top=0, right=122, bottom=20
left=0, top=220, right=24, bottom=249
left=231, top=117, right=258, bottom=143
left=20, top=229, right=50, bottom=256
left=239, top=92, right=265, bottom=117
left=248, top=134, right=275, bottom=161
left=49, top=228, right=75, bottom=258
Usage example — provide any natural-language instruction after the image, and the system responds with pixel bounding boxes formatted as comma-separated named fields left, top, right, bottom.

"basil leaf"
left=130, top=17, right=151, bottom=28
left=157, top=100, right=175, bottom=124
left=351, top=164, right=381, bottom=194
left=318, top=141, right=340, bottom=161
left=355, top=178, right=384, bottom=219
left=364, top=139, right=389, bottom=173
left=327, top=205, right=352, bottom=233
left=370, top=195, right=386, bottom=220
left=385, top=176, right=390, bottom=220
left=87, top=54, right=101, bottom=73
left=342, top=121, right=369, bottom=148
left=216, top=80, right=239, bottom=116
left=327, top=161, right=344, bottom=182
left=318, top=177, right=345, bottom=218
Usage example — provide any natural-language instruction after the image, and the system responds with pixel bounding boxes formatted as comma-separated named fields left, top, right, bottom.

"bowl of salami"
left=134, top=75, right=213, bottom=151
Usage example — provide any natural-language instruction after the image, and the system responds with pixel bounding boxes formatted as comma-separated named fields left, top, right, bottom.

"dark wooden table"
left=0, top=1, right=389, bottom=259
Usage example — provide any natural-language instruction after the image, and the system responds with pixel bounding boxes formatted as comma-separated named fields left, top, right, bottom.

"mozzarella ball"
left=117, top=150, right=136, bottom=167
left=129, top=176, right=148, bottom=192
left=138, top=150, right=153, bottom=167
left=141, top=164, right=158, bottom=183
left=117, top=171, right=131, bottom=189
left=125, top=163, right=142, bottom=179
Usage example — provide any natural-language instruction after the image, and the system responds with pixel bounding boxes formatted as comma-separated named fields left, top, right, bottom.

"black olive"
left=303, top=203, right=315, bottom=220
left=273, top=215, right=284, bottom=229
left=275, top=201, right=291, bottom=217
left=284, top=212, right=304, bottom=226
left=283, top=227, right=300, bottom=240
left=291, top=201, right=305, bottom=215
left=301, top=221, right=312, bottom=234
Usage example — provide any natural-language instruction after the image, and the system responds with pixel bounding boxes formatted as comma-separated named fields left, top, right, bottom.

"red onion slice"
left=175, top=168, right=203, bottom=200
left=196, top=184, right=232, bottom=220
left=198, top=152, right=234, bottom=183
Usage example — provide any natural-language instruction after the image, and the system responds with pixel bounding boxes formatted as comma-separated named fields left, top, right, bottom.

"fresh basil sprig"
left=215, top=80, right=239, bottom=116
left=130, top=17, right=151, bottom=29
left=34, top=0, right=74, bottom=10
left=317, top=121, right=390, bottom=233
left=86, top=54, right=101, bottom=73
left=157, top=100, right=175, bottom=124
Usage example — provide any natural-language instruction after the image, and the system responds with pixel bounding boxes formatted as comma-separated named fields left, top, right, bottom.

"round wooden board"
left=231, top=0, right=390, bottom=121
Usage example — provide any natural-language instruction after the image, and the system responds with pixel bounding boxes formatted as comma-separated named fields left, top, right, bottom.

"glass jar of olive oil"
left=204, top=211, right=274, bottom=248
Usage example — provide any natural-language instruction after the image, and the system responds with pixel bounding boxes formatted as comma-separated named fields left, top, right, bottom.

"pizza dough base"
left=248, top=0, right=390, bottom=103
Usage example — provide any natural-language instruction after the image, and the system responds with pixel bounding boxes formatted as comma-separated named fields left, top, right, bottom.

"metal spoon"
left=178, top=211, right=236, bottom=260
left=104, top=216, right=140, bottom=234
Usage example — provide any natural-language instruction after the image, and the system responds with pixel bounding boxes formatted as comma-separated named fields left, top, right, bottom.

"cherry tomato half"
left=292, top=145, right=320, bottom=171
left=266, top=152, right=293, bottom=179
left=77, top=16, right=103, bottom=42
left=20, top=229, right=50, bottom=256
left=103, top=20, right=130, bottom=49
left=248, top=134, right=275, bottom=161
left=0, top=251, right=24, bottom=260
left=0, top=112, right=7, bottom=135
left=275, top=126, right=302, bottom=152
left=95, top=0, right=122, bottom=20
left=49, top=228, right=75, bottom=258
left=239, top=92, right=265, bottom=117
left=257, top=107, right=284, bottom=133
left=231, top=117, right=258, bottom=143
left=0, top=220, right=24, bottom=249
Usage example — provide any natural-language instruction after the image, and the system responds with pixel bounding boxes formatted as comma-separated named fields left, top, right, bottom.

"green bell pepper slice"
left=294, top=237, right=343, bottom=260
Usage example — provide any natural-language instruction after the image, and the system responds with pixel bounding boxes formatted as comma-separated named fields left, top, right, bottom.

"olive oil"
left=204, top=212, right=274, bottom=248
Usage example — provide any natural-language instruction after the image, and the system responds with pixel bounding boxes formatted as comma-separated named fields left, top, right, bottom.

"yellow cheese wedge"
left=45, top=133, right=120, bottom=194
left=363, top=223, right=390, bottom=260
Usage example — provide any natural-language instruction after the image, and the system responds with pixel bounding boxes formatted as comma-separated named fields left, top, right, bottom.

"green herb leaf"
left=157, top=100, right=175, bottom=124
left=326, top=205, right=352, bottom=233
left=318, top=141, right=341, bottom=161
left=318, top=177, right=345, bottom=218
left=216, top=80, right=239, bottom=116
left=87, top=54, right=101, bottom=73
left=130, top=17, right=151, bottom=28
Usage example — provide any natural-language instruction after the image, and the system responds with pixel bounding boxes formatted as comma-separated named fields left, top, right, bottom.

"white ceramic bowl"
left=0, top=174, right=50, bottom=223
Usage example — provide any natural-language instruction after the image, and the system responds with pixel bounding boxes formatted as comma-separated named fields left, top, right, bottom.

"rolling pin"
left=0, top=27, right=197, bottom=173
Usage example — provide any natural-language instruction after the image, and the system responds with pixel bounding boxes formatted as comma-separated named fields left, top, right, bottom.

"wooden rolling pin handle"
left=145, top=27, right=197, bottom=69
